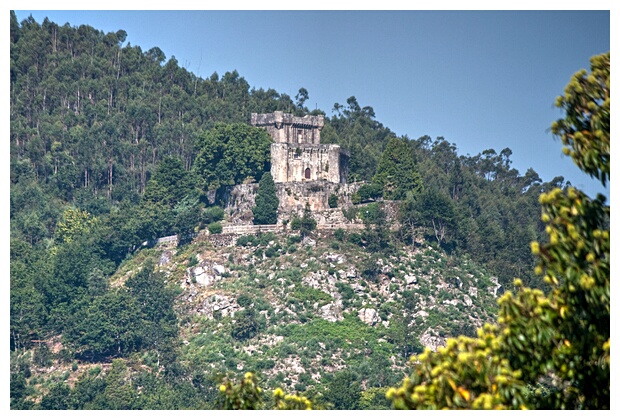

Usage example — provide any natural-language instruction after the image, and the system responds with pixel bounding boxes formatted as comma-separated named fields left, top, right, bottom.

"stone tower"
left=251, top=111, right=348, bottom=183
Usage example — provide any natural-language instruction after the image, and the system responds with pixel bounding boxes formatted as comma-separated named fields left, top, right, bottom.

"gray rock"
left=353, top=283, right=365, bottom=294
left=302, top=236, right=316, bottom=247
left=358, top=308, right=379, bottom=326
left=325, top=253, right=344, bottom=264
left=319, top=302, right=343, bottom=322
left=213, top=264, right=226, bottom=275
left=405, top=274, right=417, bottom=285
left=159, top=250, right=176, bottom=266
left=202, top=294, right=237, bottom=319
left=414, top=310, right=429, bottom=318
left=419, top=327, right=447, bottom=352
left=488, top=277, right=503, bottom=297
left=192, top=266, right=217, bottom=287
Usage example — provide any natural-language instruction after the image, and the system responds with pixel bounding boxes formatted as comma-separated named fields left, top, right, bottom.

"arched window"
left=304, top=168, right=311, bottom=179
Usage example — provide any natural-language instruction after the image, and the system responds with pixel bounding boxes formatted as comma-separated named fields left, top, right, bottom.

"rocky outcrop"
left=419, top=327, right=447, bottom=352
left=358, top=308, right=380, bottom=326
left=201, top=294, right=239, bottom=318
left=319, top=302, right=343, bottom=322
left=488, top=277, right=503, bottom=297
left=187, top=260, right=228, bottom=287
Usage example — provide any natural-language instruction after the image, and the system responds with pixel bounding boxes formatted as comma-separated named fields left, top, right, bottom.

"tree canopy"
left=387, top=51, right=610, bottom=410
left=252, top=172, right=279, bottom=225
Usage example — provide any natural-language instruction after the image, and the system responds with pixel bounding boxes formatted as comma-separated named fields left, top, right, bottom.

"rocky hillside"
left=120, top=225, right=501, bottom=394
left=11, top=223, right=503, bottom=408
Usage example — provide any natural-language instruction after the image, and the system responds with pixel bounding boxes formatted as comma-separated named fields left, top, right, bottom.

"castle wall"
left=271, top=143, right=341, bottom=183
left=225, top=181, right=364, bottom=225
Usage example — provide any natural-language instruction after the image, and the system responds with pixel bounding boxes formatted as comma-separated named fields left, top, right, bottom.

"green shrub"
left=207, top=222, right=223, bottom=234
left=334, top=228, right=346, bottom=241
left=188, top=255, right=199, bottom=267
left=203, top=205, right=225, bottom=223
left=237, top=235, right=258, bottom=246
left=253, top=172, right=279, bottom=225
left=342, top=207, right=358, bottom=221
left=357, top=183, right=383, bottom=202
left=348, top=232, right=363, bottom=246
left=231, top=309, right=259, bottom=341
left=258, top=232, right=277, bottom=245
left=336, top=282, right=354, bottom=300
left=237, top=294, right=253, bottom=308
left=359, top=202, right=382, bottom=224
left=328, top=194, right=339, bottom=208
left=264, top=246, right=278, bottom=258
left=290, top=203, right=317, bottom=237
left=293, top=286, right=332, bottom=306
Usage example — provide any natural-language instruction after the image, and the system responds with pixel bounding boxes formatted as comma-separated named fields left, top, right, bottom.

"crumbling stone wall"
left=224, top=181, right=363, bottom=225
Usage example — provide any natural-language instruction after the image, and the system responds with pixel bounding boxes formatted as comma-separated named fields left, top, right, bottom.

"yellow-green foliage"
left=551, top=52, right=609, bottom=186
left=54, top=207, right=97, bottom=244
left=218, top=372, right=264, bottom=410
left=218, top=372, right=313, bottom=410
left=387, top=52, right=610, bottom=410
left=387, top=327, right=528, bottom=409
left=273, top=387, right=313, bottom=410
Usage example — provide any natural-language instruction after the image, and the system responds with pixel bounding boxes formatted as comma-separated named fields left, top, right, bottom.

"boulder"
left=302, top=236, right=316, bottom=247
left=319, top=302, right=343, bottom=322
left=419, top=327, right=447, bottom=352
left=352, top=283, right=365, bottom=295
left=213, top=263, right=226, bottom=275
left=405, top=274, right=417, bottom=285
left=413, top=310, right=429, bottom=318
left=358, top=308, right=380, bottom=326
left=325, top=253, right=344, bottom=264
left=488, top=277, right=503, bottom=297
left=192, top=266, right=217, bottom=287
left=202, top=294, right=237, bottom=318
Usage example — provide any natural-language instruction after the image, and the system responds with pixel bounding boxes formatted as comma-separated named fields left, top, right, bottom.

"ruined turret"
left=251, top=112, right=349, bottom=183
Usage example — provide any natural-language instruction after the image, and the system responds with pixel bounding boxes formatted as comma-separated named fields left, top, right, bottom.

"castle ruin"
left=224, top=111, right=358, bottom=225
left=250, top=111, right=349, bottom=184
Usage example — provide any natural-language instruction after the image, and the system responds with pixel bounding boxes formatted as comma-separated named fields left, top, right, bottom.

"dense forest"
left=10, top=11, right=609, bottom=410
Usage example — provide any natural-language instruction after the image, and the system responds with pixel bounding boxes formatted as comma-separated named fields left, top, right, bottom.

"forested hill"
left=10, top=12, right=566, bottom=289
left=10, top=11, right=563, bottom=340
left=10, top=10, right=611, bottom=410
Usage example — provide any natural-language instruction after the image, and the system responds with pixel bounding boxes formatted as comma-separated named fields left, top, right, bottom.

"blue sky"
left=11, top=7, right=611, bottom=198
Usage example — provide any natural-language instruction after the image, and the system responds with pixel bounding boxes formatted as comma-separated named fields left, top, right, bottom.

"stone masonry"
left=251, top=111, right=349, bottom=183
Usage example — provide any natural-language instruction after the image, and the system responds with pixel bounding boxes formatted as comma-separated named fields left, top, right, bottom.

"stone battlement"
left=250, top=111, right=324, bottom=131
left=251, top=111, right=323, bottom=145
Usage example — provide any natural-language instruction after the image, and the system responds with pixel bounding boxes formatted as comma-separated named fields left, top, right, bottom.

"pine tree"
left=252, top=172, right=279, bottom=225
left=372, top=136, right=422, bottom=200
